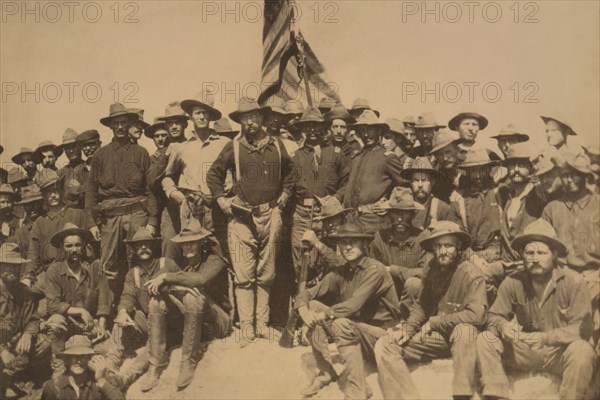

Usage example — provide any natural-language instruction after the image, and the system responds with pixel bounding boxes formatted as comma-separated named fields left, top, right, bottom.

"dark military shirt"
left=0, top=285, right=39, bottom=350
left=41, top=375, right=124, bottom=400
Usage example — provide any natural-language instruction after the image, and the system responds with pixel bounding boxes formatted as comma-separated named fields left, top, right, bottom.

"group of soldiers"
left=0, top=92, right=598, bottom=399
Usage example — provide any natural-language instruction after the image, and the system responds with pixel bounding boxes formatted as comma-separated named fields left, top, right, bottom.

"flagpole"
left=295, top=32, right=313, bottom=107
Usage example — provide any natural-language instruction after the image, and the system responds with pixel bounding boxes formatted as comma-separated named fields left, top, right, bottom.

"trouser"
left=476, top=332, right=597, bottom=399
left=0, top=334, right=51, bottom=395
left=228, top=206, right=282, bottom=328
left=147, top=291, right=231, bottom=367
left=270, top=201, right=295, bottom=327
left=579, top=268, right=600, bottom=350
left=291, top=204, right=325, bottom=285
left=100, top=199, right=149, bottom=309
left=308, top=300, right=386, bottom=400
left=351, top=212, right=389, bottom=235
left=181, top=200, right=229, bottom=261
left=375, top=323, right=480, bottom=399
left=160, top=199, right=181, bottom=256
left=387, top=267, right=422, bottom=318
left=105, top=309, right=149, bottom=375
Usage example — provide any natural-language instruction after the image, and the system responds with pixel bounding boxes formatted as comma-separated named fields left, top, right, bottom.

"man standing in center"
left=207, top=97, right=295, bottom=346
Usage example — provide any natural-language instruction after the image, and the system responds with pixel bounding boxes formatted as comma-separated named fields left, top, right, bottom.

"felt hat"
left=350, top=110, right=389, bottom=131
left=325, top=104, right=356, bottom=124
left=144, top=118, right=168, bottom=139
left=11, top=147, right=34, bottom=165
left=17, top=184, right=43, bottom=205
left=36, top=169, right=65, bottom=191
left=327, top=222, right=373, bottom=241
left=76, top=130, right=100, bottom=143
left=56, top=128, right=79, bottom=151
left=490, top=124, right=529, bottom=142
left=50, top=222, right=94, bottom=248
left=171, top=220, right=212, bottom=243
left=157, top=101, right=189, bottom=122
left=124, top=226, right=162, bottom=245
left=401, top=157, right=439, bottom=179
left=386, top=187, right=424, bottom=211
left=99, top=103, right=139, bottom=127
left=58, top=335, right=97, bottom=357
left=540, top=115, right=576, bottom=136
left=313, top=195, right=353, bottom=222
left=448, top=110, right=488, bottom=131
left=32, top=141, right=63, bottom=164
left=511, top=219, right=567, bottom=257
left=181, top=92, right=222, bottom=121
left=349, top=98, right=379, bottom=117
left=229, top=97, right=271, bottom=124
left=459, top=148, right=499, bottom=169
left=296, top=107, right=325, bottom=127
left=415, top=112, right=446, bottom=129
left=428, top=129, right=464, bottom=154
left=129, top=108, right=151, bottom=129
left=213, top=118, right=240, bottom=139
left=317, top=97, right=340, bottom=114
left=420, top=221, right=472, bottom=251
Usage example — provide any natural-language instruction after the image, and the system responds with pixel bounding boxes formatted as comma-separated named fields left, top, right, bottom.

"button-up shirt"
left=344, top=145, right=405, bottom=209
left=295, top=256, right=401, bottom=328
left=85, top=139, right=157, bottom=226
left=292, top=143, right=350, bottom=202
left=0, top=285, right=39, bottom=350
left=26, top=207, right=93, bottom=277
left=41, top=375, right=124, bottom=400
left=413, top=196, right=461, bottom=230
left=44, top=260, right=110, bottom=317
left=162, top=131, right=230, bottom=199
left=542, top=191, right=600, bottom=270
left=487, top=267, right=592, bottom=346
left=407, top=256, right=488, bottom=333
left=118, top=258, right=161, bottom=316
left=207, top=135, right=295, bottom=206
left=452, top=188, right=502, bottom=249
left=369, top=227, right=426, bottom=274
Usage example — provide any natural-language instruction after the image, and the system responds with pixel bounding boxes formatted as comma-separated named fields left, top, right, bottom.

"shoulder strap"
left=272, top=138, right=282, bottom=183
left=457, top=196, right=468, bottom=229
left=429, top=197, right=439, bottom=225
left=233, top=138, right=241, bottom=185
left=133, top=267, right=141, bottom=289
left=159, top=257, right=165, bottom=269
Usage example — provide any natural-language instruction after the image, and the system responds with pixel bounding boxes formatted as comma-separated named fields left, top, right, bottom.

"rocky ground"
left=124, top=328, right=561, bottom=400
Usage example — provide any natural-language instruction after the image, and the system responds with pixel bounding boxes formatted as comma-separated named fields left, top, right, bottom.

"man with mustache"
left=57, top=129, right=85, bottom=209
left=428, top=129, right=465, bottom=202
left=207, top=97, right=294, bottom=347
left=541, top=153, right=600, bottom=351
left=33, top=141, right=63, bottom=187
left=496, top=143, right=547, bottom=262
left=0, top=242, right=49, bottom=399
left=11, top=184, right=44, bottom=256
left=44, top=223, right=111, bottom=376
left=369, top=187, right=426, bottom=313
left=142, top=221, right=231, bottom=391
left=41, top=335, right=124, bottom=399
left=158, top=101, right=189, bottom=143
left=344, top=110, right=405, bottom=234
left=412, top=112, right=446, bottom=157
left=448, top=109, right=488, bottom=150
left=11, top=147, right=37, bottom=183
left=533, top=150, right=564, bottom=203
left=476, top=219, right=596, bottom=400
left=324, top=104, right=358, bottom=157
left=296, top=222, right=401, bottom=399
left=491, top=124, right=530, bottom=159
left=375, top=221, right=487, bottom=400
left=127, top=109, right=150, bottom=144
left=401, top=157, right=461, bottom=230
left=0, top=184, right=21, bottom=246
left=86, top=103, right=158, bottom=310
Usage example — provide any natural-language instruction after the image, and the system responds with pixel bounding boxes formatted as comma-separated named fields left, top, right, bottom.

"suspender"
left=233, top=137, right=282, bottom=186
left=429, top=197, right=439, bottom=226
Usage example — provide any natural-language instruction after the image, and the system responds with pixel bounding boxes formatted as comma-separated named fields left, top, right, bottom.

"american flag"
left=259, top=0, right=340, bottom=106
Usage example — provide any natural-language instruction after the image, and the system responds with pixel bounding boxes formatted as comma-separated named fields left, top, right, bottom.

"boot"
left=235, top=287, right=256, bottom=348
left=176, top=312, right=205, bottom=390
left=141, top=311, right=167, bottom=392
left=301, top=371, right=334, bottom=397
left=255, top=285, right=271, bottom=340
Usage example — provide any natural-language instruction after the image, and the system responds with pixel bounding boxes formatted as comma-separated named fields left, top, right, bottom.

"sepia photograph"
left=0, top=0, right=599, bottom=399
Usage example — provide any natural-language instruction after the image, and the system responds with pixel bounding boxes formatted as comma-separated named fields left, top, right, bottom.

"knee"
left=331, top=318, right=357, bottom=344
left=374, top=336, right=399, bottom=363
left=183, top=292, right=206, bottom=312
left=404, top=277, right=422, bottom=299
left=148, top=297, right=167, bottom=314
left=476, top=330, right=502, bottom=353
left=564, top=340, right=597, bottom=367
left=450, top=323, right=479, bottom=349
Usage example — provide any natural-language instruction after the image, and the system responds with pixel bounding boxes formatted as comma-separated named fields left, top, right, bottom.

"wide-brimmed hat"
left=386, top=187, right=424, bottom=211
left=56, top=128, right=80, bottom=152
left=325, top=104, right=355, bottom=124
left=350, top=110, right=389, bottom=131
left=0, top=183, right=17, bottom=199
left=0, top=243, right=30, bottom=265
left=144, top=118, right=168, bottom=139
left=181, top=92, right=222, bottom=121
left=540, top=115, right=576, bottom=136
left=511, top=219, right=567, bottom=257
left=267, top=96, right=288, bottom=116
left=76, top=130, right=100, bottom=143
left=402, top=116, right=416, bottom=127
left=415, top=112, right=446, bottom=129
left=37, top=169, right=65, bottom=191
left=284, top=100, right=305, bottom=117
left=213, top=118, right=240, bottom=138
left=157, top=101, right=189, bottom=122
left=18, top=184, right=43, bottom=205
left=564, top=152, right=594, bottom=176
left=318, top=97, right=340, bottom=114
left=229, top=97, right=271, bottom=124
left=401, top=157, right=439, bottom=179
left=11, top=147, right=34, bottom=165
left=502, top=142, right=535, bottom=164
left=50, top=222, right=94, bottom=248
left=32, top=141, right=63, bottom=164
left=7, top=168, right=28, bottom=186
left=313, top=195, right=353, bottom=222
left=420, top=221, right=472, bottom=251
left=129, top=108, right=151, bottom=129
left=124, top=226, right=162, bottom=245
left=490, top=124, right=529, bottom=142
left=296, top=107, right=325, bottom=127
left=327, top=222, right=373, bottom=241
left=534, top=151, right=557, bottom=177
left=428, top=129, right=464, bottom=154
left=448, top=110, right=488, bottom=131
left=171, top=220, right=212, bottom=243
left=459, top=148, right=499, bottom=169
left=99, top=103, right=139, bottom=127
left=385, top=118, right=408, bottom=137
left=350, top=98, right=379, bottom=117
left=58, top=335, right=97, bottom=357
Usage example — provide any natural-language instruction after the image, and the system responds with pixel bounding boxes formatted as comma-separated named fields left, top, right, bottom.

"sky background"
left=1, top=0, right=599, bottom=166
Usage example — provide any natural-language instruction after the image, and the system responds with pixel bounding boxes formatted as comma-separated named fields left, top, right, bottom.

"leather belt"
left=101, top=199, right=146, bottom=217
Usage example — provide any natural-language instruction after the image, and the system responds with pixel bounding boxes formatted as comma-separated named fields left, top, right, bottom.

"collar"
left=47, top=206, right=68, bottom=220
left=188, top=129, right=220, bottom=143
left=386, top=228, right=420, bottom=246
left=54, top=375, right=93, bottom=390
left=110, top=139, right=131, bottom=150
left=345, top=256, right=370, bottom=273
left=58, top=261, right=91, bottom=280
left=138, top=259, right=159, bottom=277
left=563, top=190, right=592, bottom=210
left=524, top=266, right=567, bottom=305
left=239, top=133, right=273, bottom=152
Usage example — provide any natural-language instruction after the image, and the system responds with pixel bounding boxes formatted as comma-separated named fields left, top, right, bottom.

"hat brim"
left=32, top=146, right=63, bottom=164
left=58, top=346, right=97, bottom=357
left=18, top=195, right=43, bottom=205
left=144, top=124, right=168, bottom=139
left=415, top=124, right=447, bottom=129
left=540, top=116, right=576, bottom=136
left=459, top=160, right=499, bottom=169
left=0, top=256, right=31, bottom=265
left=350, top=108, right=380, bottom=118
left=180, top=100, right=222, bottom=121
left=428, top=138, right=465, bottom=155
left=99, top=111, right=140, bottom=127
left=327, top=232, right=374, bottom=241
left=565, top=162, right=593, bottom=176
left=490, top=133, right=530, bottom=142
left=124, top=237, right=163, bottom=245
left=296, top=119, right=325, bottom=127
left=313, top=207, right=353, bottom=222
left=50, top=228, right=94, bottom=248
left=157, top=114, right=189, bottom=123
left=448, top=113, right=489, bottom=131
left=39, top=175, right=66, bottom=191
left=511, top=234, right=567, bottom=258
left=350, top=122, right=390, bottom=131
left=420, top=231, right=472, bottom=252
left=11, top=152, right=33, bottom=164
left=56, top=141, right=78, bottom=152
left=229, top=106, right=271, bottom=124
left=400, top=168, right=439, bottom=180
left=501, top=156, right=532, bottom=165
left=171, top=231, right=212, bottom=243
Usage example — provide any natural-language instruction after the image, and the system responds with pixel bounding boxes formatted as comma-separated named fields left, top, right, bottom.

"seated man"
left=375, top=221, right=487, bottom=400
left=0, top=184, right=21, bottom=246
left=41, top=335, right=124, bottom=399
left=296, top=222, right=401, bottom=399
left=369, top=187, right=426, bottom=313
left=141, top=220, right=231, bottom=391
left=44, top=223, right=110, bottom=375
left=0, top=243, right=50, bottom=398
left=477, top=219, right=596, bottom=400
